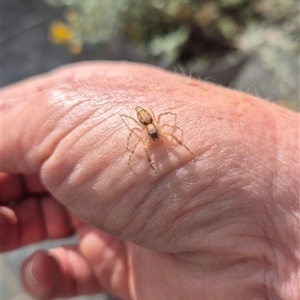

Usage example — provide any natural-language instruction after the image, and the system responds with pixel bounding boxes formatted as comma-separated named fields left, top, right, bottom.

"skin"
left=1, top=61, right=299, bottom=300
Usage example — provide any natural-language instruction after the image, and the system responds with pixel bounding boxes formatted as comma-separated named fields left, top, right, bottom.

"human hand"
left=1, top=62, right=299, bottom=299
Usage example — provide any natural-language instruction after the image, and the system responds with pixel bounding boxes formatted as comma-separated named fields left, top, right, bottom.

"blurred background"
left=1, top=0, right=299, bottom=299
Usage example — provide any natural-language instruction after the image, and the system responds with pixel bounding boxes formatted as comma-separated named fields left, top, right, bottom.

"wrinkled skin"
left=1, top=62, right=299, bottom=300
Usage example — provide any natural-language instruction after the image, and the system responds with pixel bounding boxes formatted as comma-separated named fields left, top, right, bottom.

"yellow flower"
left=49, top=21, right=73, bottom=44
left=48, top=20, right=82, bottom=54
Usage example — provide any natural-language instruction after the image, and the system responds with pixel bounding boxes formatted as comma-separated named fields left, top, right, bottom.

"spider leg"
left=161, top=132, right=193, bottom=155
left=157, top=112, right=176, bottom=127
left=126, top=127, right=143, bottom=150
left=128, top=136, right=144, bottom=164
left=143, top=139, right=157, bottom=173
left=120, top=114, right=142, bottom=128
left=127, top=137, right=157, bottom=173
left=120, top=113, right=144, bottom=149
left=160, top=124, right=184, bottom=140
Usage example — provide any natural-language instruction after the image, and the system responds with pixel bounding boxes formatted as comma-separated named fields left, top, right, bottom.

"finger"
left=0, top=173, right=47, bottom=204
left=0, top=173, right=23, bottom=203
left=21, top=247, right=103, bottom=299
left=0, top=196, right=74, bottom=252
left=21, top=227, right=129, bottom=299
left=22, top=173, right=47, bottom=194
left=77, top=225, right=129, bottom=299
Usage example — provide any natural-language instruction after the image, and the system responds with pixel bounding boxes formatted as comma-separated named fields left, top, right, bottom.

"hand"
left=1, top=62, right=299, bottom=300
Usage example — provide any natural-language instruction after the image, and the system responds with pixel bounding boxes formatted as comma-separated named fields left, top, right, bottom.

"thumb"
left=2, top=61, right=273, bottom=253
left=1, top=62, right=202, bottom=252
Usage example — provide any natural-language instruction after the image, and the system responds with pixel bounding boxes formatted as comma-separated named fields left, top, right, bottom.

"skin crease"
left=1, top=62, right=299, bottom=300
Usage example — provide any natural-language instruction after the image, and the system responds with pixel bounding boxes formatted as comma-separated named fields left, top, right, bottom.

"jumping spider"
left=120, top=106, right=192, bottom=173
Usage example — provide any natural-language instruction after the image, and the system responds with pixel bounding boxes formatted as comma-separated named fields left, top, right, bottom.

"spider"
left=120, top=106, right=193, bottom=173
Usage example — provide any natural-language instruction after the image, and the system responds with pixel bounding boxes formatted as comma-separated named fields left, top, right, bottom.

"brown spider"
left=120, top=106, right=192, bottom=173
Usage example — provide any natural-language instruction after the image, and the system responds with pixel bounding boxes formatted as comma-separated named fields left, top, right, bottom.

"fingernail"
left=25, top=255, right=41, bottom=286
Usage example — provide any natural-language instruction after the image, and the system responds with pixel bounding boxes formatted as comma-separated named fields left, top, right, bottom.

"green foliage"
left=44, top=0, right=298, bottom=71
